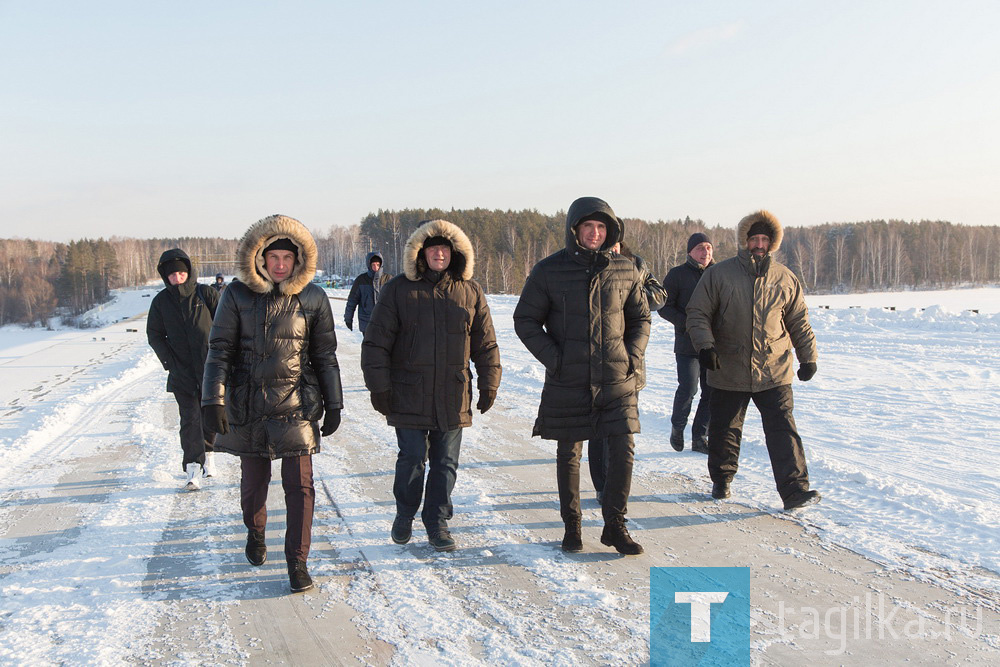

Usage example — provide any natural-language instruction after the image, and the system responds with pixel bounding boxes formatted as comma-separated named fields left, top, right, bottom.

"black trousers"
left=559, top=434, right=634, bottom=524
left=708, top=385, right=810, bottom=501
left=173, top=389, right=215, bottom=471
left=240, top=455, right=315, bottom=563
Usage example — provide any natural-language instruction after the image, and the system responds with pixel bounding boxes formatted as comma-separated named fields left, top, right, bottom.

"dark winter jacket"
left=202, top=215, right=344, bottom=459
left=361, top=220, right=501, bottom=432
left=147, top=248, right=219, bottom=395
left=659, top=256, right=714, bottom=356
left=514, top=197, right=650, bottom=441
left=686, top=210, right=818, bottom=392
left=634, top=254, right=668, bottom=313
left=345, top=251, right=392, bottom=334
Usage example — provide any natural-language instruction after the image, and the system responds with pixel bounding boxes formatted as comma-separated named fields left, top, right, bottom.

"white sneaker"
left=185, top=465, right=202, bottom=490
left=203, top=452, right=216, bottom=478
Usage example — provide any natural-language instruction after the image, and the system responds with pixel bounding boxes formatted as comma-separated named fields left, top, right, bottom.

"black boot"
left=561, top=520, right=583, bottom=553
left=287, top=559, right=314, bottom=593
left=691, top=438, right=709, bottom=454
left=711, top=481, right=731, bottom=499
left=783, top=489, right=821, bottom=511
left=600, top=518, right=643, bottom=555
left=246, top=529, right=266, bottom=566
left=669, top=426, right=684, bottom=452
left=391, top=515, right=413, bottom=545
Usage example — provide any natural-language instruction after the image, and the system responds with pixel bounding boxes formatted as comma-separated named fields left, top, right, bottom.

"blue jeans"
left=671, top=354, right=712, bottom=442
left=393, top=428, right=463, bottom=532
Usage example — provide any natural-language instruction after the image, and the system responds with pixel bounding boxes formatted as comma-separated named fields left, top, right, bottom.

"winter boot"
left=600, top=518, right=643, bottom=555
left=391, top=515, right=413, bottom=545
left=427, top=526, right=457, bottom=552
left=561, top=520, right=583, bottom=553
left=711, top=481, right=731, bottom=499
left=203, top=452, right=217, bottom=478
left=669, top=426, right=684, bottom=452
left=691, top=438, right=709, bottom=454
left=184, top=464, right=201, bottom=491
left=287, top=560, right=314, bottom=593
left=245, top=530, right=267, bottom=566
left=783, top=489, right=821, bottom=511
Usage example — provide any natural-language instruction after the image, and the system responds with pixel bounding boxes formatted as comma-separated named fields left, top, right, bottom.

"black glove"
left=344, top=318, right=353, bottom=331
left=370, top=390, right=391, bottom=415
left=202, top=404, right=229, bottom=435
left=477, top=390, right=496, bottom=414
left=797, top=362, right=817, bottom=382
left=320, top=409, right=341, bottom=436
left=699, top=347, right=721, bottom=371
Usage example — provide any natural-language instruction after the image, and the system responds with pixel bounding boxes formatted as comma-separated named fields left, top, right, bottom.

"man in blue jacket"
left=345, top=252, right=392, bottom=334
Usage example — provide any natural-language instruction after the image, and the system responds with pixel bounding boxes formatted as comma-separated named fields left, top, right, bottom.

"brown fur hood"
left=402, top=219, right=475, bottom=281
left=237, top=214, right=318, bottom=295
left=736, top=210, right=784, bottom=254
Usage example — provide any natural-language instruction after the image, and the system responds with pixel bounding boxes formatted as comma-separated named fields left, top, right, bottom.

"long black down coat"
left=514, top=197, right=650, bottom=442
left=361, top=220, right=502, bottom=432
left=146, top=248, right=219, bottom=394
left=202, top=214, right=344, bottom=459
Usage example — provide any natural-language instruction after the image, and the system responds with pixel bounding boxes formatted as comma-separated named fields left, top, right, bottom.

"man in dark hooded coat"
left=345, top=251, right=392, bottom=334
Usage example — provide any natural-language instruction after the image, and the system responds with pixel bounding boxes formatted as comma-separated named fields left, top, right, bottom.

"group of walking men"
left=146, top=197, right=821, bottom=593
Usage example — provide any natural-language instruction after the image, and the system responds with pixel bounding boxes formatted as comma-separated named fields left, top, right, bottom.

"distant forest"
left=2, top=210, right=998, bottom=327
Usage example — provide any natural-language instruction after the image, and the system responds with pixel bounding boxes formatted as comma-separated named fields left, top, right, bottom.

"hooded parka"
left=361, top=220, right=501, bottom=432
left=686, top=210, right=817, bottom=393
left=514, top=197, right=651, bottom=442
left=202, top=215, right=344, bottom=459
left=147, top=248, right=219, bottom=394
left=345, top=251, right=392, bottom=333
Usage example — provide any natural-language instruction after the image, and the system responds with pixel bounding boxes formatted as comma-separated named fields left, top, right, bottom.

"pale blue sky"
left=2, top=1, right=998, bottom=241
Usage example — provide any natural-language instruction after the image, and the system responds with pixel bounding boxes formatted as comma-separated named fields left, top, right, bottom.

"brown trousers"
left=240, top=455, right=315, bottom=563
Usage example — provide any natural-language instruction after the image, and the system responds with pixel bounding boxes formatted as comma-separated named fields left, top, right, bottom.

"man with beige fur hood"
left=686, top=210, right=821, bottom=512
left=361, top=219, right=501, bottom=552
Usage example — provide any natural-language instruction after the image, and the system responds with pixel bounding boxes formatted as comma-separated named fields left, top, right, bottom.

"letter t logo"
left=674, top=592, right=729, bottom=642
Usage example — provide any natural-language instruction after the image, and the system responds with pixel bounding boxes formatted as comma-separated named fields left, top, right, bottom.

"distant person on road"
left=146, top=248, right=220, bottom=491
left=345, top=251, right=392, bottom=334
left=201, top=214, right=343, bottom=593
left=361, top=220, right=501, bottom=552
left=659, top=233, right=715, bottom=454
left=212, top=273, right=226, bottom=292
left=514, top=197, right=650, bottom=555
left=686, top=211, right=821, bottom=511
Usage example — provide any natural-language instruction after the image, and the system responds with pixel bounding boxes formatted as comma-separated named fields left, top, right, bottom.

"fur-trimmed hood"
left=402, top=219, right=475, bottom=281
left=736, top=210, right=784, bottom=254
left=237, top=214, right=318, bottom=295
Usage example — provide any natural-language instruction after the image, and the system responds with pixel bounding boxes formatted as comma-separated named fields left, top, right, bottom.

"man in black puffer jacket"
left=201, top=214, right=343, bottom=593
left=147, top=248, right=219, bottom=490
left=514, top=197, right=650, bottom=556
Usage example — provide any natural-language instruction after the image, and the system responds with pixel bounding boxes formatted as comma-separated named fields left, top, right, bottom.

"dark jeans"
left=708, top=385, right=810, bottom=501
left=173, top=389, right=215, bottom=471
left=241, top=455, right=315, bottom=562
left=671, top=354, right=712, bottom=442
left=559, top=435, right=634, bottom=524
left=394, top=428, right=463, bottom=533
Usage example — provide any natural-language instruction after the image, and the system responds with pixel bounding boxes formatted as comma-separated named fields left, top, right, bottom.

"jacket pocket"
left=455, top=369, right=472, bottom=415
left=390, top=371, right=423, bottom=415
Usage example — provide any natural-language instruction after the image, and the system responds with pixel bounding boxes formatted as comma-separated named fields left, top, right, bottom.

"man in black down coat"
left=146, top=248, right=219, bottom=489
left=659, top=232, right=715, bottom=454
left=362, top=219, right=501, bottom=552
left=201, top=214, right=343, bottom=593
left=344, top=251, right=392, bottom=334
left=514, top=197, right=650, bottom=555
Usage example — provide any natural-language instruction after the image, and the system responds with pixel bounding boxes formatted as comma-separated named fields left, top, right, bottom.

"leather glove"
left=797, top=362, right=817, bottom=382
left=370, top=390, right=391, bottom=415
left=202, top=404, right=229, bottom=435
left=477, top=390, right=496, bottom=414
left=320, top=409, right=341, bottom=436
left=344, top=318, right=353, bottom=331
left=699, top=347, right=721, bottom=371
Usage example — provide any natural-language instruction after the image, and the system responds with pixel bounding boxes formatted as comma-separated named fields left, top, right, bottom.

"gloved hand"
left=797, top=362, right=817, bottom=382
left=370, top=390, right=391, bottom=415
left=699, top=347, right=721, bottom=371
left=320, top=409, right=341, bottom=436
left=202, top=404, right=229, bottom=435
left=344, top=318, right=353, bottom=331
left=477, top=390, right=496, bottom=414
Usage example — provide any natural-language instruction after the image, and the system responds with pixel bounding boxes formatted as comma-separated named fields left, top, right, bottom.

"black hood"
left=156, top=248, right=197, bottom=294
left=565, top=197, right=623, bottom=253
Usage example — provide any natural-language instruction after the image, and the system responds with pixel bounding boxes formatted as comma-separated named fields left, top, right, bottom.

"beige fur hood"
left=736, top=210, right=784, bottom=254
left=237, top=214, right=318, bottom=295
left=402, top=219, right=475, bottom=281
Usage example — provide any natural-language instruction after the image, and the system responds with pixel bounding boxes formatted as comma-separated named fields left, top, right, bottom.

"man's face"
left=215, top=276, right=224, bottom=284
left=747, top=234, right=771, bottom=258
left=424, top=244, right=451, bottom=272
left=689, top=242, right=713, bottom=267
left=167, top=271, right=188, bottom=286
left=370, top=259, right=382, bottom=272
left=264, top=250, right=297, bottom=283
left=576, top=219, right=607, bottom=251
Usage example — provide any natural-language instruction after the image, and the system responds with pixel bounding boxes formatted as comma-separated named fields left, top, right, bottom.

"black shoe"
left=783, top=489, right=821, bottom=511
left=287, top=560, right=314, bottom=593
left=391, top=515, right=413, bottom=545
left=561, top=521, right=583, bottom=553
left=245, top=530, right=266, bottom=566
left=428, top=529, right=457, bottom=552
left=711, top=481, right=731, bottom=500
left=691, top=438, right=709, bottom=454
left=600, top=519, right=643, bottom=555
left=669, top=426, right=684, bottom=452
